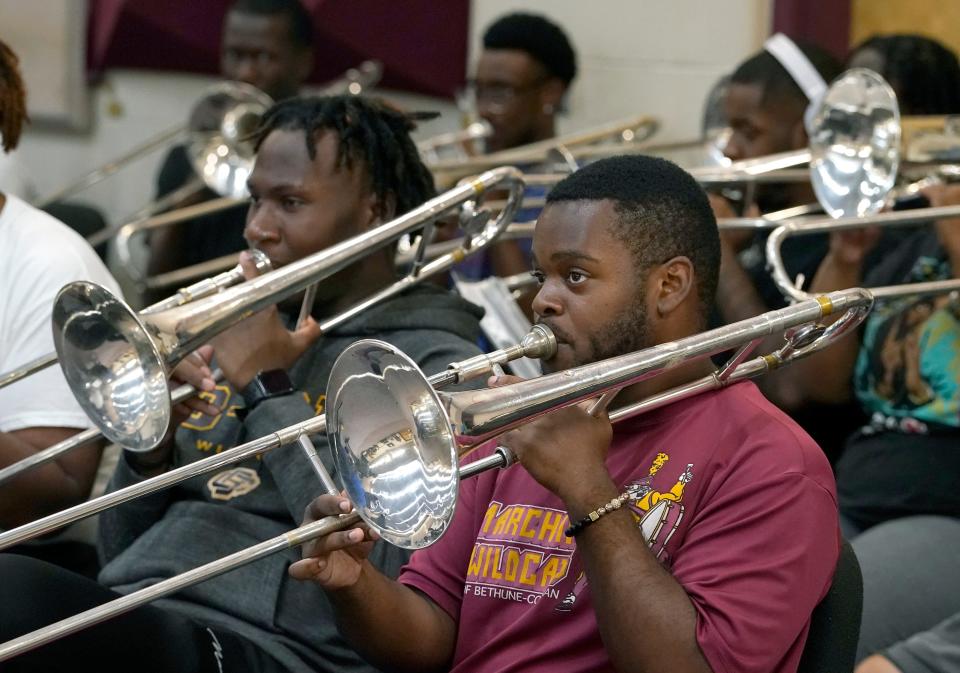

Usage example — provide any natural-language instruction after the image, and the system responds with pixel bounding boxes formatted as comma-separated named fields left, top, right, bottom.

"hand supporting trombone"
left=765, top=206, right=960, bottom=303
left=51, top=167, right=527, bottom=452
left=0, top=289, right=872, bottom=663
left=0, top=250, right=271, bottom=391
left=0, top=326, right=556, bottom=551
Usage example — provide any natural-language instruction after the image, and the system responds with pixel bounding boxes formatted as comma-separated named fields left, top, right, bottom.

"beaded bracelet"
left=565, top=491, right=632, bottom=537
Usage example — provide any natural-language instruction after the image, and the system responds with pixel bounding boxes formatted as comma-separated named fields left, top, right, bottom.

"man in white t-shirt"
left=0, top=39, right=121, bottom=545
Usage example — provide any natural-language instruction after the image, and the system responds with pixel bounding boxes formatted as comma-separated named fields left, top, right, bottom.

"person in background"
left=0, top=39, right=122, bottom=575
left=454, top=12, right=578, bottom=287
left=848, top=34, right=960, bottom=116
left=711, top=37, right=842, bottom=325
left=146, top=0, right=314, bottom=286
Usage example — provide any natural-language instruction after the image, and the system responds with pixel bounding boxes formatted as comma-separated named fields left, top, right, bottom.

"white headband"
left=764, top=33, right=827, bottom=132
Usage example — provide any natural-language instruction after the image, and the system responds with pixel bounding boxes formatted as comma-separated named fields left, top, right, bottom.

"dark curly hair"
left=253, top=95, right=436, bottom=216
left=0, top=39, right=28, bottom=153
left=848, top=34, right=960, bottom=115
left=483, top=12, right=577, bottom=87
left=546, top=155, right=720, bottom=319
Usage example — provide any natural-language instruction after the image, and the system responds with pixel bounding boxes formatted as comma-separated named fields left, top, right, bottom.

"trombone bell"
left=52, top=282, right=170, bottom=452
left=327, top=340, right=458, bottom=549
left=808, top=68, right=900, bottom=218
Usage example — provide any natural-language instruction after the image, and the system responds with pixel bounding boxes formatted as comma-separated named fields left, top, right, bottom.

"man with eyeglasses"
left=455, top=13, right=577, bottom=286
left=469, top=13, right=576, bottom=154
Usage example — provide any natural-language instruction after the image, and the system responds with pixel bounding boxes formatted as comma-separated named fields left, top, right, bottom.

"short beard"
left=577, top=296, right=652, bottom=369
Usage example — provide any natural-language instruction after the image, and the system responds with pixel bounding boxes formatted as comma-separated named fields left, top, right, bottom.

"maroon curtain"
left=773, top=0, right=852, bottom=59
left=87, top=0, right=470, bottom=98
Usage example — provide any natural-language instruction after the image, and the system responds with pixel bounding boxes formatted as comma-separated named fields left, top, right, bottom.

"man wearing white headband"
left=708, top=36, right=850, bottom=439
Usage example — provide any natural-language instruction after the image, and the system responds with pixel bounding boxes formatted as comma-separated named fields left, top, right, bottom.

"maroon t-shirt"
left=399, top=381, right=839, bottom=673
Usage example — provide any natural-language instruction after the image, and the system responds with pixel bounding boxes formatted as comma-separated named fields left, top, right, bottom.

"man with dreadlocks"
left=0, top=95, right=484, bottom=673
left=0, top=40, right=120, bottom=563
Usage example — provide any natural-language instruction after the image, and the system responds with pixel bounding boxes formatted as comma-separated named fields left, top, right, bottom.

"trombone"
left=36, top=61, right=383, bottom=211
left=0, top=326, right=556, bottom=546
left=417, top=120, right=493, bottom=163
left=451, top=67, right=900, bottom=224
left=51, top=167, right=527, bottom=451
left=0, top=288, right=873, bottom=662
left=428, top=114, right=660, bottom=187
left=766, top=206, right=960, bottom=304
left=689, top=67, right=900, bottom=220
left=36, top=82, right=273, bottom=210
left=0, top=250, right=271, bottom=391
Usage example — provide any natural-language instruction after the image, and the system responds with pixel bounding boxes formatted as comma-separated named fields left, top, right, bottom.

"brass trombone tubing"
left=34, top=124, right=186, bottom=209
left=145, top=252, right=250, bottom=294
left=0, top=512, right=362, bottom=663
left=115, top=195, right=246, bottom=285
left=51, top=167, right=527, bottom=451
left=687, top=149, right=812, bottom=180
left=86, top=178, right=209, bottom=250
left=0, top=326, right=555, bottom=552
left=417, top=121, right=493, bottom=163
left=329, top=288, right=873, bottom=470
left=766, top=205, right=960, bottom=303
left=0, top=291, right=869, bottom=662
left=0, top=374, right=222, bottom=488
left=411, top=204, right=819, bottom=267
left=0, top=249, right=269, bottom=391
left=428, top=115, right=660, bottom=179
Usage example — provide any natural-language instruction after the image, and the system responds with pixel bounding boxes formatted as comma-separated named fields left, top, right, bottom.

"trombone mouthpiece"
left=522, top=324, right=557, bottom=360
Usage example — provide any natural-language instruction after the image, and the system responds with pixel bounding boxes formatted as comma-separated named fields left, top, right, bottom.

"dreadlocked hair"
left=252, top=95, right=436, bottom=216
left=0, top=39, right=28, bottom=153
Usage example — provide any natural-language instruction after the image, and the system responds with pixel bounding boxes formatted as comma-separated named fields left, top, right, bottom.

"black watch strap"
left=238, top=369, right=295, bottom=419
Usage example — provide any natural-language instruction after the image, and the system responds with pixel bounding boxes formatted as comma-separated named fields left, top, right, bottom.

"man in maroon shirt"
left=290, top=155, right=840, bottom=673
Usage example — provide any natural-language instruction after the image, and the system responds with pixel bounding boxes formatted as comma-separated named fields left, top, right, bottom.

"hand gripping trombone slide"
left=0, top=288, right=872, bottom=662
left=49, top=167, right=526, bottom=452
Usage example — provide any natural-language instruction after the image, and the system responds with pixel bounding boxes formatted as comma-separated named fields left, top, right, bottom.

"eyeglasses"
left=465, top=78, right=547, bottom=110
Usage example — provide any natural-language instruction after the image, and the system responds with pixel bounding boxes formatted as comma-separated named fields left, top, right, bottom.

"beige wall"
left=10, top=1, right=771, bottom=233
left=469, top=0, right=771, bottom=141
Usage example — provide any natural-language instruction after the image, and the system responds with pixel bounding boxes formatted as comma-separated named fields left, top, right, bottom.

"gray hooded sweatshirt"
left=98, top=285, right=484, bottom=672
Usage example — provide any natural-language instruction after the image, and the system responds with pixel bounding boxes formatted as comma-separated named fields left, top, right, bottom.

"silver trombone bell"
left=186, top=81, right=274, bottom=199
left=808, top=68, right=900, bottom=218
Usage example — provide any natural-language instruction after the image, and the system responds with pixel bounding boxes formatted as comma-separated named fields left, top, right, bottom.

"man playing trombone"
left=294, top=155, right=840, bottom=673
left=0, top=96, right=484, bottom=672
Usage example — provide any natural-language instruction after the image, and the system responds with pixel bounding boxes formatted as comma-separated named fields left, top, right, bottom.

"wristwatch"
left=238, top=369, right=295, bottom=419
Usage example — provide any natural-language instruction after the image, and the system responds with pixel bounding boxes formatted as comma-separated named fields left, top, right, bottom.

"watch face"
left=258, top=368, right=294, bottom=395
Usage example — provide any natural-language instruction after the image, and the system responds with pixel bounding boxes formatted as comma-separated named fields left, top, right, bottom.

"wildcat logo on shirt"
left=207, top=467, right=261, bottom=500
left=555, top=452, right=694, bottom=612
left=465, top=452, right=694, bottom=609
